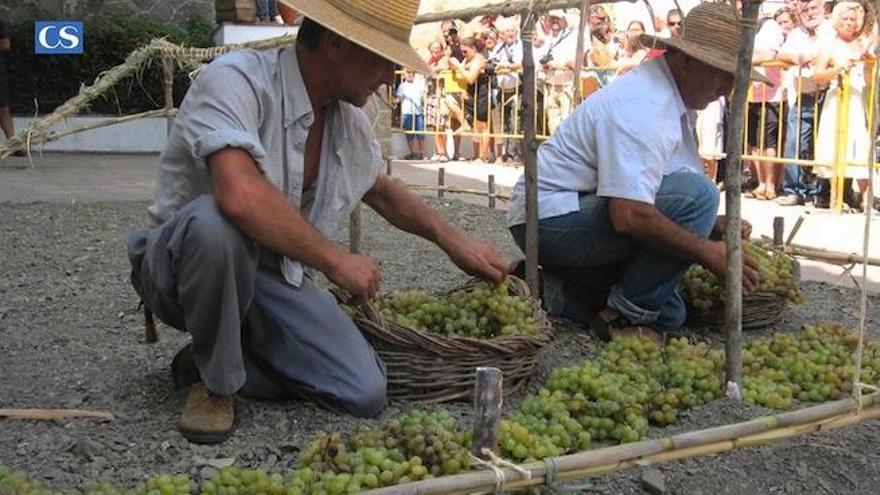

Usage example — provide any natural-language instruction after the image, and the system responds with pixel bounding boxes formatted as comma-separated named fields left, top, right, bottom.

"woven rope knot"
left=470, top=448, right=531, bottom=493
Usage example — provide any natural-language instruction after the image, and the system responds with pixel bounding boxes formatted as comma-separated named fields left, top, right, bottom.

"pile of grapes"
left=375, top=281, right=540, bottom=338
left=682, top=241, right=802, bottom=312
left=4, top=325, right=880, bottom=495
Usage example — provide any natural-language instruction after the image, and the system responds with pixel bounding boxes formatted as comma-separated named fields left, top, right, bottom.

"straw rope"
left=0, top=35, right=294, bottom=159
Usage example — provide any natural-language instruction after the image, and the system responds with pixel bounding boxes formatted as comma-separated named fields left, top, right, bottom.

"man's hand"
left=703, top=241, right=761, bottom=293
left=714, top=215, right=752, bottom=240
left=325, top=252, right=382, bottom=300
left=443, top=233, right=509, bottom=284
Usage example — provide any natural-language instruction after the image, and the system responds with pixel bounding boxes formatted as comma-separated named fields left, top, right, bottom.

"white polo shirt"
left=508, top=56, right=703, bottom=227
left=149, top=46, right=384, bottom=287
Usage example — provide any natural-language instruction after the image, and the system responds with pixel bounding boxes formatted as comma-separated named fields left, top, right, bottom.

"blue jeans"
left=255, top=0, right=278, bottom=18
left=402, top=113, right=425, bottom=141
left=510, top=172, right=719, bottom=332
left=782, top=92, right=824, bottom=199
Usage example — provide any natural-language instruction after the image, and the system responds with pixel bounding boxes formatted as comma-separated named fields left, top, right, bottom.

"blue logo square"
left=35, top=21, right=84, bottom=55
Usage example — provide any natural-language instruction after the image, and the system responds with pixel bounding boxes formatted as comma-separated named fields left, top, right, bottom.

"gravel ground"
left=1, top=197, right=879, bottom=494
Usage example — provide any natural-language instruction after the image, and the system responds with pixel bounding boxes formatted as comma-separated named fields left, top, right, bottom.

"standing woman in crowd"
left=615, top=20, right=648, bottom=75
left=746, top=8, right=794, bottom=200
left=426, top=41, right=450, bottom=162
left=448, top=37, right=490, bottom=163
left=813, top=1, right=873, bottom=209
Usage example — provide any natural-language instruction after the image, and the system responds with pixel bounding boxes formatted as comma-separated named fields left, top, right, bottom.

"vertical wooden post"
left=438, top=167, right=446, bottom=199
left=723, top=0, right=761, bottom=400
left=386, top=157, right=393, bottom=176
left=488, top=174, right=496, bottom=209
left=349, top=203, right=362, bottom=254
left=572, top=0, right=591, bottom=104
left=773, top=217, right=784, bottom=248
left=471, top=367, right=503, bottom=460
left=162, top=56, right=175, bottom=135
left=521, top=10, right=540, bottom=297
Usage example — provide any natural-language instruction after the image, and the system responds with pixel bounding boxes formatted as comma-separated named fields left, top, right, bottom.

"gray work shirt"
left=148, top=45, right=384, bottom=287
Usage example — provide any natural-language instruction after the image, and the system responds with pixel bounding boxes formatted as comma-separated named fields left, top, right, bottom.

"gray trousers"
left=126, top=195, right=387, bottom=417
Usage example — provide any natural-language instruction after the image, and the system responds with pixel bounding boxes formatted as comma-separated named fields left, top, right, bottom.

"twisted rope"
left=469, top=448, right=531, bottom=493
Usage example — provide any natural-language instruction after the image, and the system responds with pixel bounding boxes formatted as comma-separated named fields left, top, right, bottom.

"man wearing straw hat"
left=508, top=3, right=763, bottom=345
left=125, top=0, right=509, bottom=444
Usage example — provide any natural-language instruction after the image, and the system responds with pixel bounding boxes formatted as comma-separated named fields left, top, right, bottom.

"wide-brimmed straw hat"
left=278, top=0, right=430, bottom=74
left=640, top=3, right=771, bottom=84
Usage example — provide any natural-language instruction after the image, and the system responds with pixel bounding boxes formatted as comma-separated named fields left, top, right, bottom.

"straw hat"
left=640, top=3, right=771, bottom=84
left=278, top=0, right=430, bottom=74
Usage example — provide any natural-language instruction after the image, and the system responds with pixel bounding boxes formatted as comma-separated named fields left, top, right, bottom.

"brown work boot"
left=179, top=383, right=234, bottom=444
left=590, top=307, right=665, bottom=347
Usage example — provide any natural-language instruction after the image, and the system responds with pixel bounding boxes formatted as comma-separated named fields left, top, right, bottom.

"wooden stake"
left=386, top=157, right=393, bottom=176
left=723, top=0, right=761, bottom=398
left=472, top=367, right=503, bottom=459
left=521, top=11, right=541, bottom=297
left=0, top=409, right=115, bottom=421
left=438, top=167, right=446, bottom=199
left=785, top=215, right=805, bottom=246
left=488, top=175, right=496, bottom=209
left=572, top=0, right=591, bottom=104
left=162, top=56, right=175, bottom=136
left=349, top=203, right=362, bottom=254
left=773, top=217, right=784, bottom=248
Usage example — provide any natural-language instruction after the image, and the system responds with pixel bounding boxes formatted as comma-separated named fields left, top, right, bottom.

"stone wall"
left=0, top=0, right=214, bottom=24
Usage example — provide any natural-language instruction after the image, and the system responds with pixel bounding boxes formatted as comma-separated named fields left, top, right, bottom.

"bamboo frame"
left=358, top=392, right=880, bottom=495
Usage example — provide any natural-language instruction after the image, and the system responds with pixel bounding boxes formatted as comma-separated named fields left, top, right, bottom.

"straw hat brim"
left=278, top=0, right=430, bottom=74
left=640, top=34, right=773, bottom=85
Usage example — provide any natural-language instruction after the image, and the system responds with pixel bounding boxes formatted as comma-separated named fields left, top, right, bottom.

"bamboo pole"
left=29, top=109, right=176, bottom=144
left=405, top=183, right=512, bottom=200
left=414, top=0, right=631, bottom=25
left=521, top=11, right=541, bottom=297
left=723, top=0, right=762, bottom=399
left=359, top=392, right=880, bottom=495
left=471, top=367, right=503, bottom=459
left=572, top=0, right=591, bottom=104
left=0, top=409, right=115, bottom=421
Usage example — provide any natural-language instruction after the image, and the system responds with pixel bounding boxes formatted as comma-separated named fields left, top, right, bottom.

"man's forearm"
left=610, top=199, right=714, bottom=266
left=363, top=175, right=457, bottom=251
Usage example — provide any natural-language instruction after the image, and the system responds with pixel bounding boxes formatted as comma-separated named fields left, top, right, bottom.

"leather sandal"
left=179, top=383, right=235, bottom=444
left=590, top=307, right=665, bottom=347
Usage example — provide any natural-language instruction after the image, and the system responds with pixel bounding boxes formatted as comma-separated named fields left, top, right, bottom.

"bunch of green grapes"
left=350, top=410, right=471, bottom=477
left=652, top=337, right=725, bottom=421
left=682, top=241, right=802, bottom=311
left=0, top=468, right=56, bottom=495
left=199, top=469, right=282, bottom=495
left=287, top=449, right=428, bottom=495
left=499, top=391, right=591, bottom=462
left=82, top=484, right=126, bottom=495
left=135, top=475, right=191, bottom=495
left=378, top=281, right=539, bottom=338
left=741, top=324, right=871, bottom=408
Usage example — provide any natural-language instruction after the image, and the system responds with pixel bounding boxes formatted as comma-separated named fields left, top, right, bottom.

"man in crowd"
left=126, top=0, right=508, bottom=444
left=667, top=9, right=683, bottom=38
left=776, top=0, right=833, bottom=206
left=491, top=18, right=523, bottom=162
left=508, top=3, right=761, bottom=344
left=537, top=9, right=578, bottom=134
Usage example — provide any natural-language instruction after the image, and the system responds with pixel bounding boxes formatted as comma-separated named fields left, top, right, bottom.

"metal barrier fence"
left=390, top=60, right=879, bottom=211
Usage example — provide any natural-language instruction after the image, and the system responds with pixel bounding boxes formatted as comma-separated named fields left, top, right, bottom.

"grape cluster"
left=377, top=281, right=540, bottom=338
left=200, top=469, right=282, bottom=495
left=0, top=467, right=56, bottom=495
left=349, top=410, right=471, bottom=476
left=499, top=391, right=591, bottom=462
left=682, top=241, right=802, bottom=312
left=742, top=323, right=879, bottom=408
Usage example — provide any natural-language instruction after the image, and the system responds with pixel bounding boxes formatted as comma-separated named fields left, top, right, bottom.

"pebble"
left=640, top=468, right=666, bottom=495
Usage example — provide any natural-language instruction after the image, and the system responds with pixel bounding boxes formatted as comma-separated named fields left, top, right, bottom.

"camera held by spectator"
left=539, top=52, right=554, bottom=66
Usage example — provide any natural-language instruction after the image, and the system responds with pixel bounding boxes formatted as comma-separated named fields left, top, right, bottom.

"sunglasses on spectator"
left=668, top=21, right=681, bottom=26
left=444, top=28, right=458, bottom=35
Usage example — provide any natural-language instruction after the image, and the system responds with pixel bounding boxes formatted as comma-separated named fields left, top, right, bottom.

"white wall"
left=11, top=116, right=167, bottom=153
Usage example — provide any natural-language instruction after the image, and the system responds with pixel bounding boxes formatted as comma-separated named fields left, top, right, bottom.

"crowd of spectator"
left=392, top=1, right=879, bottom=212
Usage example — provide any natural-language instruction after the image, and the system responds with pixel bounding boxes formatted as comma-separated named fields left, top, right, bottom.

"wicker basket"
left=342, top=277, right=553, bottom=403
left=685, top=254, right=801, bottom=330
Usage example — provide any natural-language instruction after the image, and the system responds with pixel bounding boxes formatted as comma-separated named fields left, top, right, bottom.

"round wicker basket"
left=685, top=254, right=800, bottom=330
left=343, top=276, right=553, bottom=403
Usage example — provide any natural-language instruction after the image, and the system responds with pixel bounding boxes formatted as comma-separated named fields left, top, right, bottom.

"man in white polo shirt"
left=508, top=3, right=761, bottom=344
